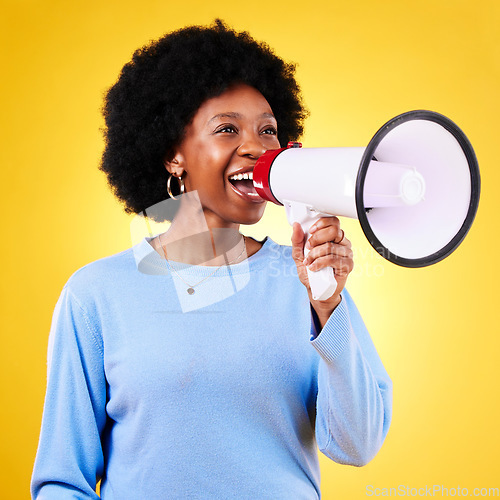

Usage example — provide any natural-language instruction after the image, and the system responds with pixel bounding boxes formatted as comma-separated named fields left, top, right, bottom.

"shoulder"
left=248, top=237, right=300, bottom=285
left=248, top=237, right=295, bottom=267
left=63, top=243, right=140, bottom=306
left=257, top=236, right=293, bottom=257
left=69, top=245, right=134, bottom=281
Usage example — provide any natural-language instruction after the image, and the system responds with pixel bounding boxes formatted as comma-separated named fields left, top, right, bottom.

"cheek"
left=271, top=136, right=281, bottom=148
left=183, top=149, right=221, bottom=186
left=185, top=160, right=231, bottom=197
left=191, top=145, right=231, bottom=175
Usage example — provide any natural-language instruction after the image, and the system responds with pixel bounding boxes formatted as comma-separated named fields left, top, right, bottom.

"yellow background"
left=1, top=0, right=498, bottom=498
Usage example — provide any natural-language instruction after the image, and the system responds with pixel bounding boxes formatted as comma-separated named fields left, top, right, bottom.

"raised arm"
left=310, top=289, right=392, bottom=466
left=290, top=217, right=392, bottom=465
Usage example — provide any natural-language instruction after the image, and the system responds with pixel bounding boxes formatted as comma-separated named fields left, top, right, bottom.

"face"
left=165, top=83, right=281, bottom=227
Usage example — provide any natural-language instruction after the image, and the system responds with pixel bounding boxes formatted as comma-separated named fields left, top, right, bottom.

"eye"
left=261, top=126, right=278, bottom=135
left=215, top=124, right=238, bottom=134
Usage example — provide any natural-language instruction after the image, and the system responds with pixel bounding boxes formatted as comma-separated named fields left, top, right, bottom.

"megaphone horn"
left=253, top=110, right=481, bottom=301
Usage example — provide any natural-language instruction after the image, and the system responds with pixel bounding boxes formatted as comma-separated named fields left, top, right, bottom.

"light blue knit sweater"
left=31, top=236, right=392, bottom=499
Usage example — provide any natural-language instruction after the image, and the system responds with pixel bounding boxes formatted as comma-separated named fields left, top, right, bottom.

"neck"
left=154, top=191, right=246, bottom=266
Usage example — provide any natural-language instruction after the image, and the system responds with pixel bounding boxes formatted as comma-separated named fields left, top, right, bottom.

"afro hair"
left=99, top=19, right=308, bottom=220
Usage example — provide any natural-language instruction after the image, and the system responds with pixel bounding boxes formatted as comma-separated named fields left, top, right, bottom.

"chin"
left=240, top=215, right=264, bottom=226
left=233, top=205, right=266, bottom=226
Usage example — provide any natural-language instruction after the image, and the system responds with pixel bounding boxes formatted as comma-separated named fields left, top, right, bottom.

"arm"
left=310, top=290, right=392, bottom=466
left=291, top=218, right=392, bottom=465
left=31, top=285, right=106, bottom=499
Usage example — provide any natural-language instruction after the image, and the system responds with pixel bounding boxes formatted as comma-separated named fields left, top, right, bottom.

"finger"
left=291, top=222, right=306, bottom=263
left=303, top=241, right=353, bottom=266
left=309, top=216, right=340, bottom=235
left=306, top=254, right=354, bottom=275
left=337, top=229, right=345, bottom=245
left=307, top=224, right=351, bottom=250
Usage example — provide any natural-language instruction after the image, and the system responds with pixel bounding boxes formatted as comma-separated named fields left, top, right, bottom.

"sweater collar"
left=132, top=234, right=276, bottom=276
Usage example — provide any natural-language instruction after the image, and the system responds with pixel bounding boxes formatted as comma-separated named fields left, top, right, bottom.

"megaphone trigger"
left=284, top=201, right=338, bottom=301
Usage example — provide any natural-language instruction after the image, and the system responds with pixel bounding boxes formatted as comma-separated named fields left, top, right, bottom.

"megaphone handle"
left=284, top=201, right=338, bottom=301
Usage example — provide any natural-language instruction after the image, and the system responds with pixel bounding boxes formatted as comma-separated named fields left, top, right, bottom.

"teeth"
left=229, top=171, right=253, bottom=181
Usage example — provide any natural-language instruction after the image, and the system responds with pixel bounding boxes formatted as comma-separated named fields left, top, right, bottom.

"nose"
left=237, top=133, right=267, bottom=159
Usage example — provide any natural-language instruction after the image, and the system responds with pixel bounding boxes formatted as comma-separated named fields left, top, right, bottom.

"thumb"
left=291, top=222, right=306, bottom=263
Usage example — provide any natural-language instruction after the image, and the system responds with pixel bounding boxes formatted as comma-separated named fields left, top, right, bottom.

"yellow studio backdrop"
left=1, top=0, right=498, bottom=498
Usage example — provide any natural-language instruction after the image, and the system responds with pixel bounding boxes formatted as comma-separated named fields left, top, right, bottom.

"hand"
left=291, top=217, right=354, bottom=328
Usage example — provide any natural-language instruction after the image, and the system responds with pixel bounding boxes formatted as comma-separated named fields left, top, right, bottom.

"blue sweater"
left=31, top=236, right=392, bottom=499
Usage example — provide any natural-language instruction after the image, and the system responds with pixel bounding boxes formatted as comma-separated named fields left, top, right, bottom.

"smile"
left=229, top=171, right=253, bottom=181
left=228, top=170, right=264, bottom=203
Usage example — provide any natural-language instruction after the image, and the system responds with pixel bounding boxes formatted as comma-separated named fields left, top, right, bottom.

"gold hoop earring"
left=167, top=173, right=185, bottom=200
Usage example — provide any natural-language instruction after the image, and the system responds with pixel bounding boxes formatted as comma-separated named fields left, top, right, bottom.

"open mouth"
left=228, top=171, right=263, bottom=202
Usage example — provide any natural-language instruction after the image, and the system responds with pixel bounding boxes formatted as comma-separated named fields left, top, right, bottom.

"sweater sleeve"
left=31, top=285, right=106, bottom=499
left=310, top=289, right=392, bottom=467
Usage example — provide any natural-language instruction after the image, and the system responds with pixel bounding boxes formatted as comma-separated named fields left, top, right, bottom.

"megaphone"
left=253, top=110, right=480, bottom=301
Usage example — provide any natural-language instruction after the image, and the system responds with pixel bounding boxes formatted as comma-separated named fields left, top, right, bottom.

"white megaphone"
left=253, top=110, right=480, bottom=301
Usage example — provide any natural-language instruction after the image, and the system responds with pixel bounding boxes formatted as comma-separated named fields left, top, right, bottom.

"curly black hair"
left=99, top=19, right=307, bottom=220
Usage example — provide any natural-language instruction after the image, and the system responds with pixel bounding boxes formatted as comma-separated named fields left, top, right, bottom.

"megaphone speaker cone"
left=356, top=110, right=480, bottom=268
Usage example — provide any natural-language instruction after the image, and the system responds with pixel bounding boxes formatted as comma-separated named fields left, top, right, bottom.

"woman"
left=31, top=20, right=392, bottom=499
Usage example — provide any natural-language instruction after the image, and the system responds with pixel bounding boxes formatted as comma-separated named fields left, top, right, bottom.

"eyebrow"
left=207, top=112, right=276, bottom=125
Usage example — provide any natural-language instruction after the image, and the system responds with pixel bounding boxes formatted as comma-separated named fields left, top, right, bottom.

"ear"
left=163, top=151, right=185, bottom=177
